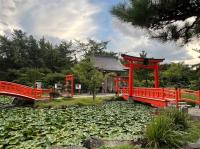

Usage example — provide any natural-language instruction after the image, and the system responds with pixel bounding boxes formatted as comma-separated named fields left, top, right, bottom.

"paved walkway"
left=73, top=93, right=115, bottom=98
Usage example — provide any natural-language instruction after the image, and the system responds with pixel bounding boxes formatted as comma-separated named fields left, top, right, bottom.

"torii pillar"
left=128, top=63, right=134, bottom=97
left=121, top=54, right=164, bottom=98
left=154, top=63, right=159, bottom=88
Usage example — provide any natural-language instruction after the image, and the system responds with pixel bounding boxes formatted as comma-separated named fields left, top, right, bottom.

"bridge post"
left=128, top=63, right=134, bottom=98
left=175, top=88, right=180, bottom=108
left=198, top=90, right=200, bottom=107
left=162, top=88, right=165, bottom=100
left=154, top=63, right=159, bottom=88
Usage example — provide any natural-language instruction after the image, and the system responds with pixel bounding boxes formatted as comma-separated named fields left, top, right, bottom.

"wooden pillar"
left=71, top=76, right=74, bottom=97
left=128, top=64, right=134, bottom=97
left=154, top=63, right=159, bottom=88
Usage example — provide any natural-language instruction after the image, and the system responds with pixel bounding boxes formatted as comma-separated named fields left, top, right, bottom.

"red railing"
left=0, top=81, right=50, bottom=100
left=119, top=87, right=200, bottom=106
left=180, top=89, right=200, bottom=104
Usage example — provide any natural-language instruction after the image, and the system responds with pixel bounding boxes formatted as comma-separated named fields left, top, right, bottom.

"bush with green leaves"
left=146, top=115, right=183, bottom=149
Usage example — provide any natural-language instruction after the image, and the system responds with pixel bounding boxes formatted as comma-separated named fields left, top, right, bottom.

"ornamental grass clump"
left=145, top=115, right=183, bottom=149
left=161, top=108, right=190, bottom=131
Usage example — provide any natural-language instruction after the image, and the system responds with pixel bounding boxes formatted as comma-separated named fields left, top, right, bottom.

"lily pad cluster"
left=0, top=101, right=153, bottom=148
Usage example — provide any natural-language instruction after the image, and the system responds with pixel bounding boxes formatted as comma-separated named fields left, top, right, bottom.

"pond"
left=0, top=100, right=154, bottom=148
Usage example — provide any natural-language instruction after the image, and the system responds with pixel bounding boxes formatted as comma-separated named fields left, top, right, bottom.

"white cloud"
left=0, top=0, right=199, bottom=65
left=0, top=0, right=101, bottom=40
left=109, top=18, right=199, bottom=64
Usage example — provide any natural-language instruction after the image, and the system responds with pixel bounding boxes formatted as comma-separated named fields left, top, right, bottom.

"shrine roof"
left=92, top=55, right=126, bottom=72
left=121, top=54, right=165, bottom=63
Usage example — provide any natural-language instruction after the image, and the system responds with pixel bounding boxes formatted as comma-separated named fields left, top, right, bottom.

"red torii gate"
left=66, top=75, right=74, bottom=97
left=121, top=54, right=164, bottom=98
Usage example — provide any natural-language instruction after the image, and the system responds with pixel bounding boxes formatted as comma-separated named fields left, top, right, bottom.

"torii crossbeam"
left=121, top=54, right=165, bottom=98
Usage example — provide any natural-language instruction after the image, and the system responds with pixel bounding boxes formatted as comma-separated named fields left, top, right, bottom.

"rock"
left=185, top=139, right=200, bottom=149
left=102, top=140, right=135, bottom=147
left=188, top=108, right=200, bottom=120
left=49, top=146, right=87, bottom=149
left=83, top=137, right=104, bottom=149
left=12, top=98, right=34, bottom=107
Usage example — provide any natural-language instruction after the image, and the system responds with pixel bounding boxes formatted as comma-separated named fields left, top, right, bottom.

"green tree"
left=0, top=30, right=76, bottom=85
left=56, top=41, right=75, bottom=70
left=161, top=63, right=191, bottom=88
left=72, top=58, right=104, bottom=100
left=134, top=51, right=153, bottom=87
left=111, top=0, right=200, bottom=44
left=75, top=39, right=117, bottom=59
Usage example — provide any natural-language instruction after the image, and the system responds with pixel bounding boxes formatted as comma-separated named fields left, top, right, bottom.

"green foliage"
left=0, top=30, right=75, bottom=85
left=161, top=63, right=190, bottom=88
left=146, top=115, right=183, bottom=149
left=146, top=108, right=194, bottom=148
left=183, top=121, right=200, bottom=142
left=13, top=68, right=45, bottom=86
left=72, top=59, right=104, bottom=100
left=111, top=0, right=200, bottom=44
left=160, top=108, right=190, bottom=131
left=34, top=96, right=114, bottom=108
left=0, top=97, right=13, bottom=104
left=0, top=101, right=153, bottom=148
left=75, top=39, right=117, bottom=58
left=44, top=73, right=66, bottom=87
left=160, top=63, right=200, bottom=89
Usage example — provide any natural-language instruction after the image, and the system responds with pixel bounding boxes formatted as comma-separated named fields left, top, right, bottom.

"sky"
left=0, top=0, right=199, bottom=64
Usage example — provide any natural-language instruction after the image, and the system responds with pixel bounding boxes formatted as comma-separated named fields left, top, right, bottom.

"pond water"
left=0, top=99, right=153, bottom=148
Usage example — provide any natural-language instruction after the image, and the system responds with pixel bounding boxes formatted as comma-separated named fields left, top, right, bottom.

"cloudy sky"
left=0, top=0, right=199, bottom=64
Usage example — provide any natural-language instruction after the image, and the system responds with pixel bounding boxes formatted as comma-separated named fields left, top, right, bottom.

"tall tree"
left=75, top=39, right=117, bottom=59
left=56, top=41, right=75, bottom=70
left=111, top=0, right=200, bottom=44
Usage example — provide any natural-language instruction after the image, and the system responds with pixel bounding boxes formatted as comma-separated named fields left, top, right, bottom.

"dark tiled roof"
left=92, top=56, right=126, bottom=72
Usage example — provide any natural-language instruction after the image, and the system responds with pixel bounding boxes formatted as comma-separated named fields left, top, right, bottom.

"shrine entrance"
left=121, top=54, right=164, bottom=98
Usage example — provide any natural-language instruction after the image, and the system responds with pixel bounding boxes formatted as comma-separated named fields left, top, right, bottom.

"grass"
left=183, top=120, right=200, bottom=143
left=34, top=96, right=115, bottom=108
left=182, top=93, right=198, bottom=101
left=145, top=115, right=183, bottom=148
left=146, top=107, right=200, bottom=149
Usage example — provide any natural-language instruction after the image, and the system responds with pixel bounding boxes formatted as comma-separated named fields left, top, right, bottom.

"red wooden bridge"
left=115, top=54, right=200, bottom=108
left=0, top=81, right=51, bottom=100
left=117, top=87, right=200, bottom=108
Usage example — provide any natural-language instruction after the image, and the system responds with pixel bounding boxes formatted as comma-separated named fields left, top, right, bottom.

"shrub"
left=145, top=116, right=183, bottom=149
left=161, top=108, right=190, bottom=131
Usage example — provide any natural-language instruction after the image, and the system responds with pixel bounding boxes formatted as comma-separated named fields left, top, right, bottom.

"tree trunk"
left=92, top=91, right=96, bottom=101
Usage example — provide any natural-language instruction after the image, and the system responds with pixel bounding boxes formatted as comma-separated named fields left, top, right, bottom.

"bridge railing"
left=119, top=87, right=200, bottom=105
left=0, top=81, right=45, bottom=100
left=180, top=89, right=200, bottom=104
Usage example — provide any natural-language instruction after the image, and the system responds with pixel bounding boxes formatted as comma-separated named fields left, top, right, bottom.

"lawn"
left=182, top=93, right=198, bottom=101
left=34, top=96, right=115, bottom=108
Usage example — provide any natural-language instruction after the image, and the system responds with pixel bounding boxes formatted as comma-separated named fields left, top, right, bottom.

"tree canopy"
left=72, top=58, right=104, bottom=99
left=111, top=0, right=200, bottom=44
